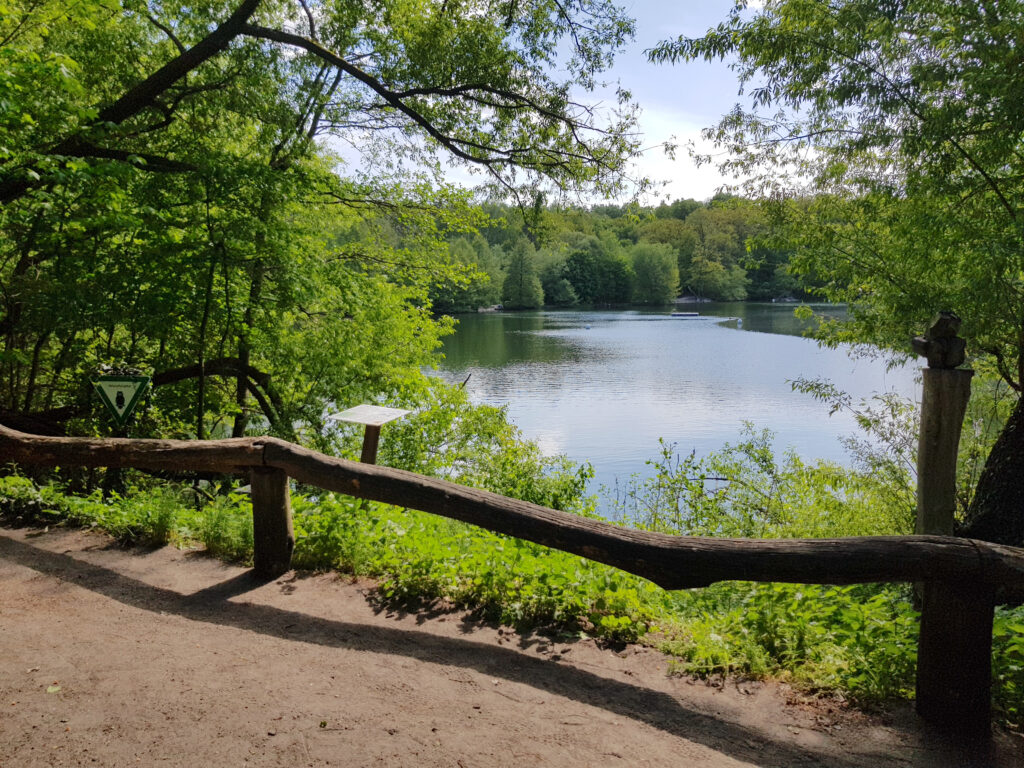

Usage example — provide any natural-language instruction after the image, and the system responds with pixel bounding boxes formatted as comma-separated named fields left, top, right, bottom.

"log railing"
left=2, top=422, right=1023, bottom=739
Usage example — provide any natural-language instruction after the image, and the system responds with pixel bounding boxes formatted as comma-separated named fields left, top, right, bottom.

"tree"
left=502, top=242, right=545, bottom=309
left=630, top=242, right=678, bottom=304
left=678, top=206, right=750, bottom=300
left=639, top=217, right=690, bottom=249
left=687, top=255, right=748, bottom=302
left=0, top=0, right=643, bottom=443
left=1, top=0, right=643, bottom=205
left=564, top=235, right=633, bottom=304
left=653, top=198, right=701, bottom=221
left=430, top=236, right=502, bottom=313
left=651, top=0, right=1024, bottom=544
left=536, top=250, right=579, bottom=307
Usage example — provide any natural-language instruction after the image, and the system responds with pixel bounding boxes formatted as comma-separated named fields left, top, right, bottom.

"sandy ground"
left=0, top=525, right=1021, bottom=768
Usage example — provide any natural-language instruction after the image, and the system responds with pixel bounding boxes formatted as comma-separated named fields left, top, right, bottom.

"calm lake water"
left=434, top=304, right=920, bottom=508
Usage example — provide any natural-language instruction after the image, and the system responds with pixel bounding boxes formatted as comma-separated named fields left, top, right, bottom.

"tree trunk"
left=22, top=332, right=50, bottom=413
left=195, top=253, right=216, bottom=441
left=232, top=262, right=263, bottom=438
left=231, top=340, right=250, bottom=438
left=962, top=395, right=1024, bottom=546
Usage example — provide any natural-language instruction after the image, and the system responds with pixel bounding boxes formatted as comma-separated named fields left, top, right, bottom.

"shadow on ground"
left=0, top=531, right=1011, bottom=768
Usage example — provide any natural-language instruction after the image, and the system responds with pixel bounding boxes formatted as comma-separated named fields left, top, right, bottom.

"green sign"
left=92, top=375, right=150, bottom=428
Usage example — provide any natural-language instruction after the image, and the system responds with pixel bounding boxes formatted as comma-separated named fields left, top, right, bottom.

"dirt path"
left=1, top=525, right=1020, bottom=768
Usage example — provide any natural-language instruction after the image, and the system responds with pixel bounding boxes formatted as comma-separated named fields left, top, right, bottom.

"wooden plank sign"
left=331, top=404, right=410, bottom=464
left=332, top=404, right=411, bottom=427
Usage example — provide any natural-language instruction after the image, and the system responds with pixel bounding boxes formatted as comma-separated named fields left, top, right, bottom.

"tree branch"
left=153, top=357, right=291, bottom=438
left=0, top=0, right=262, bottom=203
left=241, top=24, right=500, bottom=168
left=96, top=0, right=261, bottom=127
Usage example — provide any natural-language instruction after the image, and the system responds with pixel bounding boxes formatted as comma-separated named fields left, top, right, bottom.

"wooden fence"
left=3, top=422, right=1023, bottom=739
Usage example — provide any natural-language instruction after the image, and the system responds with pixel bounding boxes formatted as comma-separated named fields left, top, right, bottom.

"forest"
left=429, top=194, right=808, bottom=313
left=3, top=0, right=1024, bottom=731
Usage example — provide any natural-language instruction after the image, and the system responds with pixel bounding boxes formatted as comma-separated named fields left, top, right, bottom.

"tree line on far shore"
left=429, top=194, right=813, bottom=313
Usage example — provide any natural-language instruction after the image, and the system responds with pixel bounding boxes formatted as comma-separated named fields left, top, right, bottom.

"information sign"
left=92, top=375, right=150, bottom=428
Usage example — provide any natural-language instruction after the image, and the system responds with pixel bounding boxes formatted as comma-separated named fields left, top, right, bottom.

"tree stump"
left=915, top=367, right=973, bottom=536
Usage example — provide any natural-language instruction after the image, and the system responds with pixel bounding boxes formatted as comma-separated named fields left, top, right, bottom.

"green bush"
left=197, top=493, right=254, bottom=562
left=291, top=493, right=663, bottom=640
left=993, top=607, right=1024, bottom=724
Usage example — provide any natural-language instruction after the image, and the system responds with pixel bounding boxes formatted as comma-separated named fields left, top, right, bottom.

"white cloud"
left=629, top=107, right=739, bottom=203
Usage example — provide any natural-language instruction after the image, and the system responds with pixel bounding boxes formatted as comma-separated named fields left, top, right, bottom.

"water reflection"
left=688, top=301, right=848, bottom=336
left=440, top=312, right=583, bottom=368
left=435, top=305, right=919, bottom=511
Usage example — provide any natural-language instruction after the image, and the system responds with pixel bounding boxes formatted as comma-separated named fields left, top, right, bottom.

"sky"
left=337, top=2, right=755, bottom=205
left=607, top=1, right=750, bottom=202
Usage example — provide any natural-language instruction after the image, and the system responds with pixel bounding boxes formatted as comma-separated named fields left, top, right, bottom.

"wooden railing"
left=3, top=422, right=1023, bottom=739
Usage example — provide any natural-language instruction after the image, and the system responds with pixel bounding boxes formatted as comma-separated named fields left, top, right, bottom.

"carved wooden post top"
left=911, top=310, right=967, bottom=369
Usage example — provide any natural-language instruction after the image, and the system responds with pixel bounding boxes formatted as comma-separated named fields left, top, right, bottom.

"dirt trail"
left=1, top=525, right=1020, bottom=768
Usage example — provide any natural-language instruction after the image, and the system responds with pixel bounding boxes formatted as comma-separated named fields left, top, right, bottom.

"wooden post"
left=360, top=424, right=381, bottom=465
left=915, top=367, right=973, bottom=536
left=250, top=466, right=294, bottom=578
left=101, top=425, right=129, bottom=499
left=916, top=581, right=994, bottom=739
left=911, top=313, right=991, bottom=737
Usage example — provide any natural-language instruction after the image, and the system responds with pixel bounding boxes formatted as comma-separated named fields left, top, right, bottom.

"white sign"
left=331, top=404, right=411, bottom=427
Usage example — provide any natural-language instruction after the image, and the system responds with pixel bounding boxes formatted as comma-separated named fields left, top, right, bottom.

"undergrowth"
left=2, top=425, right=1023, bottom=730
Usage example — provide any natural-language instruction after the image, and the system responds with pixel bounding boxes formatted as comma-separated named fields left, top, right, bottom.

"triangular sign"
left=93, top=375, right=150, bottom=428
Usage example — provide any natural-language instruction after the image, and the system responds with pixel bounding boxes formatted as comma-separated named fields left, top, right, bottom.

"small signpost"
left=92, top=375, right=151, bottom=429
left=331, top=404, right=411, bottom=464
left=91, top=372, right=150, bottom=497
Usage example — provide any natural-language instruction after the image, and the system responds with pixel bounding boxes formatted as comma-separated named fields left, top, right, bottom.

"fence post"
left=916, top=580, right=994, bottom=738
left=250, top=466, right=294, bottom=578
left=915, top=368, right=973, bottom=538
left=911, top=313, right=989, bottom=737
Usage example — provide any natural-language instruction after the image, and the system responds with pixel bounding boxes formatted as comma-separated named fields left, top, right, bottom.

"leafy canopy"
left=0, top=0, right=647, bottom=441
left=2, top=0, right=646, bottom=203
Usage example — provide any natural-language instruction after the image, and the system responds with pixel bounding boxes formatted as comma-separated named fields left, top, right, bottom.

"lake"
left=433, top=304, right=920, bottom=508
